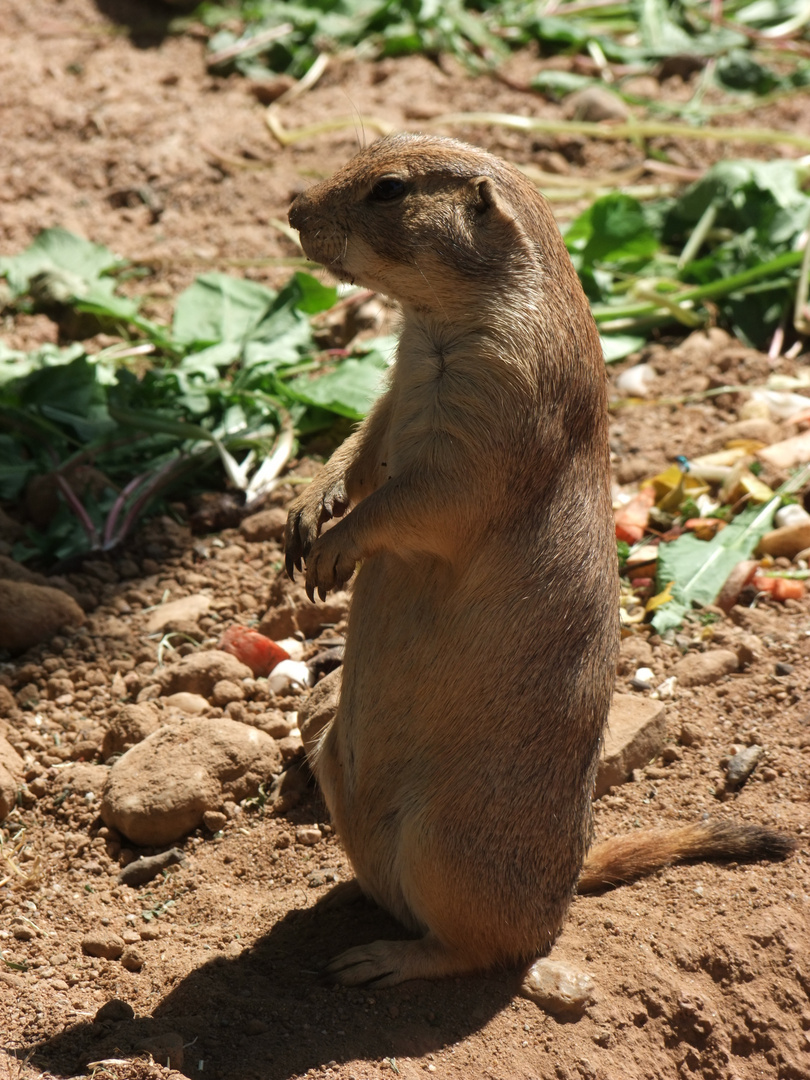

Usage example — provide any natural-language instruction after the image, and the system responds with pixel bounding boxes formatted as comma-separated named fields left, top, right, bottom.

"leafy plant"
left=566, top=158, right=810, bottom=349
left=184, top=0, right=810, bottom=96
left=1, top=230, right=392, bottom=564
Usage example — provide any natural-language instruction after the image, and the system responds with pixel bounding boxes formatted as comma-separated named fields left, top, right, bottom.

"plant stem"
left=266, top=108, right=810, bottom=153
left=592, top=249, right=804, bottom=324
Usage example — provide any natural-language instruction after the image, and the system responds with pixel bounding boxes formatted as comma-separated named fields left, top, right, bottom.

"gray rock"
left=117, top=848, right=186, bottom=887
left=726, top=744, right=763, bottom=789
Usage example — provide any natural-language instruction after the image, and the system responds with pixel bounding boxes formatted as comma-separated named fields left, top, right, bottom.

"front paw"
left=304, top=528, right=359, bottom=601
left=285, top=479, right=348, bottom=580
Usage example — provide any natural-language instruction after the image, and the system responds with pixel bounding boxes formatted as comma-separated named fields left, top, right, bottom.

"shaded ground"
left=1, top=2, right=809, bottom=1079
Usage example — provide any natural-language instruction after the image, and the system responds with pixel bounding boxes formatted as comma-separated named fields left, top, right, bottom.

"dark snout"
left=288, top=192, right=310, bottom=233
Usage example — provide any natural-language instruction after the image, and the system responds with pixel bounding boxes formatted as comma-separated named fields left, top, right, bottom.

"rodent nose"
left=288, top=195, right=308, bottom=231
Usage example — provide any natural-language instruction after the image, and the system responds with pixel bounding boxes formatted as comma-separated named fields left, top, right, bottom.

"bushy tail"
left=577, top=820, right=797, bottom=894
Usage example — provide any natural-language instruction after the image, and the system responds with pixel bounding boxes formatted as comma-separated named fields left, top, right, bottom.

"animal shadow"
left=26, top=893, right=515, bottom=1080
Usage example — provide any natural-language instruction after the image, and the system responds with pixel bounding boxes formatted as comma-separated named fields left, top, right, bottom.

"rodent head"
left=288, top=134, right=568, bottom=318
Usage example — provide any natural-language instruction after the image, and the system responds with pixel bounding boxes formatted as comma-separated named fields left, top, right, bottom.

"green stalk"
left=677, top=202, right=719, bottom=268
left=592, top=248, right=804, bottom=325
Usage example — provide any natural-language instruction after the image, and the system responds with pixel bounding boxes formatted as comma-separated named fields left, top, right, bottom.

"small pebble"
left=521, top=957, right=596, bottom=1017
left=203, top=810, right=228, bottom=833
left=775, top=662, right=794, bottom=676
left=615, top=363, right=656, bottom=398
left=117, top=848, right=185, bottom=888
left=94, top=999, right=135, bottom=1023
left=81, top=932, right=125, bottom=960
left=267, top=660, right=313, bottom=694
left=120, top=945, right=144, bottom=972
left=725, top=744, right=763, bottom=789
left=296, top=825, right=322, bottom=846
left=679, top=722, right=703, bottom=748
left=631, top=666, right=654, bottom=691
left=652, top=676, right=677, bottom=700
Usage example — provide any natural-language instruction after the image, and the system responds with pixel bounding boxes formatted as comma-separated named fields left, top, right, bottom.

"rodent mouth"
left=319, top=257, right=353, bottom=284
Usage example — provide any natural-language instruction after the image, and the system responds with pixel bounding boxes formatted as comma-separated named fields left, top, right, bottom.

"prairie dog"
left=285, top=135, right=795, bottom=987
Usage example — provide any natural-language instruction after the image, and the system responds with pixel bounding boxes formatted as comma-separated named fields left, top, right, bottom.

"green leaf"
left=284, top=352, right=389, bottom=420
left=566, top=194, right=660, bottom=268
left=600, top=334, right=646, bottom=363
left=172, top=273, right=278, bottom=346
left=288, top=271, right=339, bottom=315
left=0, top=228, right=122, bottom=296
left=651, top=501, right=779, bottom=633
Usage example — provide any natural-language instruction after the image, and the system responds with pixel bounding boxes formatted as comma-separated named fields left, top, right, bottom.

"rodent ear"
left=471, top=176, right=515, bottom=223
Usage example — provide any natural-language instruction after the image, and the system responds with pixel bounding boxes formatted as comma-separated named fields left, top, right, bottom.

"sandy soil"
left=1, top=2, right=809, bottom=1079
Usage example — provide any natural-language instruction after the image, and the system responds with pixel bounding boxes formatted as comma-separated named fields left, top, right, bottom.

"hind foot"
left=324, top=935, right=474, bottom=987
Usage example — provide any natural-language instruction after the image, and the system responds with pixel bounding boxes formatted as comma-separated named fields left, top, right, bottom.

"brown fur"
left=284, top=135, right=795, bottom=987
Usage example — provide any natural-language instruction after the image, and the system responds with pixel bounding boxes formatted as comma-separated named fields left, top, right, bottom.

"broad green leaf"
left=600, top=334, right=646, bottom=363
left=285, top=354, right=389, bottom=420
left=566, top=194, right=660, bottom=267
left=0, top=342, right=86, bottom=386
left=287, top=272, right=339, bottom=315
left=0, top=228, right=122, bottom=296
left=172, top=273, right=277, bottom=346
left=651, top=501, right=779, bottom=633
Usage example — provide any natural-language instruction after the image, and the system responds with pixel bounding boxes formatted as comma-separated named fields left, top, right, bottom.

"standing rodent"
left=285, top=135, right=795, bottom=987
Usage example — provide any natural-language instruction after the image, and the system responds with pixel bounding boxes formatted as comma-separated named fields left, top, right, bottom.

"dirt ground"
left=1, top=2, right=810, bottom=1079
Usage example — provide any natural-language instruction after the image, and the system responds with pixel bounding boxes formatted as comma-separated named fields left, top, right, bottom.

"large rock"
left=101, top=717, right=282, bottom=845
left=0, top=735, right=24, bottom=822
left=0, top=579, right=85, bottom=652
left=155, top=650, right=252, bottom=699
left=595, top=693, right=667, bottom=797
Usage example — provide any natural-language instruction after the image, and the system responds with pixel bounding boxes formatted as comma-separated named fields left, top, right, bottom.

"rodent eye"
left=368, top=176, right=407, bottom=202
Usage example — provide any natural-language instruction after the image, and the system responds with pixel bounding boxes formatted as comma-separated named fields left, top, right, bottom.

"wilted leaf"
left=651, top=500, right=780, bottom=633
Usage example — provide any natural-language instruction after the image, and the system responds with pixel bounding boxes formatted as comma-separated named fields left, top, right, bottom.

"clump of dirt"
left=2, top=2, right=810, bottom=1079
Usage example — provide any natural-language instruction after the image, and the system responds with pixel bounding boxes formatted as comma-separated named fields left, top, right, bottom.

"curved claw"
left=285, top=550, right=301, bottom=581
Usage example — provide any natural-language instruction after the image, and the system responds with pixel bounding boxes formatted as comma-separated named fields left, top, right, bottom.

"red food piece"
left=752, top=575, right=805, bottom=602
left=684, top=518, right=726, bottom=541
left=615, top=487, right=655, bottom=544
left=218, top=625, right=290, bottom=677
